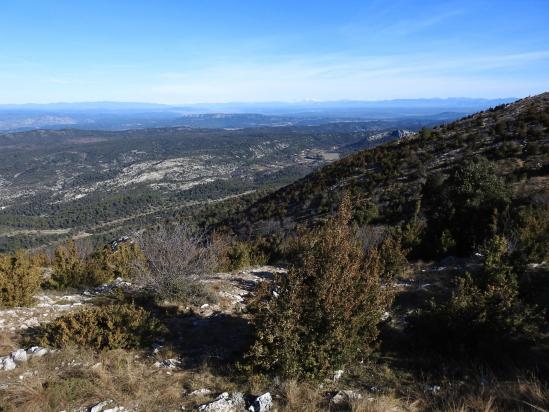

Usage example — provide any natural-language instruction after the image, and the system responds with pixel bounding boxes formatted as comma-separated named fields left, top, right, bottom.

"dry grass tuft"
left=415, top=376, right=549, bottom=412
left=1, top=347, right=547, bottom=412
left=0, top=332, right=18, bottom=354
left=278, top=380, right=325, bottom=411
left=0, top=347, right=239, bottom=412
left=350, top=395, right=414, bottom=412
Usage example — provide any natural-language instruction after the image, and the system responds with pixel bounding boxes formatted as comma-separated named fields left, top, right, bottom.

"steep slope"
left=230, top=93, right=549, bottom=237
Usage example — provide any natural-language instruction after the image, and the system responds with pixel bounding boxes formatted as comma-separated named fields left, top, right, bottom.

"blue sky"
left=1, top=0, right=548, bottom=103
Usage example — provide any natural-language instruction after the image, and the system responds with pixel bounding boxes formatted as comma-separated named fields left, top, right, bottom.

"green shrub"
left=353, top=200, right=379, bottom=225
left=421, top=157, right=511, bottom=257
left=0, top=251, right=42, bottom=307
left=49, top=240, right=92, bottom=289
left=225, top=240, right=268, bottom=270
left=407, top=235, right=544, bottom=360
left=244, top=194, right=395, bottom=380
left=399, top=200, right=426, bottom=254
left=378, top=235, right=409, bottom=280
left=88, top=242, right=145, bottom=282
left=226, top=241, right=254, bottom=270
left=513, top=203, right=549, bottom=265
left=48, top=241, right=142, bottom=289
left=31, top=304, right=166, bottom=350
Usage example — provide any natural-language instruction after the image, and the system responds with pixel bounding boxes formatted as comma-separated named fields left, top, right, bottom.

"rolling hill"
left=0, top=119, right=427, bottom=251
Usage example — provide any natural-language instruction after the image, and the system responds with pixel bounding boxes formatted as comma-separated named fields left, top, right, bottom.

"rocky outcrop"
left=0, top=356, right=16, bottom=371
left=0, top=346, right=48, bottom=371
left=0, top=294, right=89, bottom=332
left=198, top=392, right=246, bottom=412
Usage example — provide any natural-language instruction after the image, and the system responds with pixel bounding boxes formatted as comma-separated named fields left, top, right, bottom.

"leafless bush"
left=132, top=223, right=225, bottom=304
left=356, top=225, right=388, bottom=252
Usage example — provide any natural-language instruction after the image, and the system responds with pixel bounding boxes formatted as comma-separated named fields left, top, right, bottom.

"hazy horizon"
left=0, top=96, right=521, bottom=107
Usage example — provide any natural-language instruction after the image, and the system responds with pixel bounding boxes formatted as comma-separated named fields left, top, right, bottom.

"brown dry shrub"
left=418, top=375, right=549, bottom=412
left=278, top=380, right=325, bottom=411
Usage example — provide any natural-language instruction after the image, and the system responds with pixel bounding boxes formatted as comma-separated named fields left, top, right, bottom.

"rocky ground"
left=2, top=262, right=538, bottom=411
left=0, top=263, right=417, bottom=411
left=0, top=267, right=291, bottom=412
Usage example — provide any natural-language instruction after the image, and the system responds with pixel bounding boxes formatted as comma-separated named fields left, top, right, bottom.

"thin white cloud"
left=339, top=7, right=464, bottom=41
left=149, top=50, right=549, bottom=102
left=1, top=50, right=547, bottom=104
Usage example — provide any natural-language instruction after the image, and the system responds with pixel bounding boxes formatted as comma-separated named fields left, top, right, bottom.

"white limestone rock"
left=27, top=346, right=48, bottom=358
left=11, top=348, right=28, bottom=363
left=89, top=399, right=113, bottom=412
left=198, top=392, right=245, bottom=412
left=0, top=356, right=16, bottom=371
left=153, top=358, right=181, bottom=369
left=190, top=388, right=213, bottom=397
left=249, top=392, right=272, bottom=412
left=333, top=369, right=344, bottom=381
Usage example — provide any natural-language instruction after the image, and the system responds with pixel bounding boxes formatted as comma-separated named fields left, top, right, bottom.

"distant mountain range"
left=0, top=98, right=517, bottom=132
left=0, top=97, right=517, bottom=112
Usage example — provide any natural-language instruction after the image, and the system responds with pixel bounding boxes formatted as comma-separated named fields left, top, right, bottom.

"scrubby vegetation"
left=48, top=240, right=143, bottom=289
left=224, top=239, right=269, bottom=270
left=408, top=235, right=544, bottom=360
left=512, top=203, right=549, bottom=266
left=245, top=195, right=399, bottom=380
left=419, top=156, right=511, bottom=257
left=0, top=95, right=547, bottom=411
left=228, top=93, right=549, bottom=250
left=0, top=251, right=42, bottom=307
left=30, top=304, right=166, bottom=350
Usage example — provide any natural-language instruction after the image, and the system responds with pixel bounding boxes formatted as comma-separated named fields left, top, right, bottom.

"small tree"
left=50, top=240, right=89, bottom=288
left=422, top=157, right=511, bottom=256
left=133, top=223, right=224, bottom=304
left=512, top=203, right=549, bottom=265
left=245, top=194, right=395, bottom=380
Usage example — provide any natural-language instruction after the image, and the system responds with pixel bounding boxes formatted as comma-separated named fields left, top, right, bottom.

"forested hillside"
left=230, top=93, right=549, bottom=256
left=0, top=120, right=424, bottom=251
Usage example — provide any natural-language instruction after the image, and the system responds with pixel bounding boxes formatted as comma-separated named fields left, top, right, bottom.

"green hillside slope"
left=230, top=93, right=549, bottom=255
